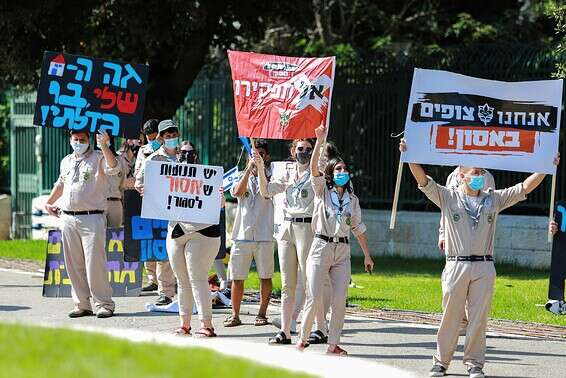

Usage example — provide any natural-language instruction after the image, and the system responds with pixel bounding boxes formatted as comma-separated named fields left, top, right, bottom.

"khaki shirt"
left=107, top=154, right=131, bottom=199
left=138, top=147, right=210, bottom=234
left=134, top=144, right=155, bottom=179
left=420, top=177, right=527, bottom=256
left=230, top=173, right=274, bottom=242
left=311, top=175, right=366, bottom=238
left=55, top=148, right=119, bottom=211
left=266, top=162, right=315, bottom=218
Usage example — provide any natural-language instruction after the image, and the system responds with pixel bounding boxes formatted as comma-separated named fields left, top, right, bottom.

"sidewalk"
left=1, top=269, right=565, bottom=377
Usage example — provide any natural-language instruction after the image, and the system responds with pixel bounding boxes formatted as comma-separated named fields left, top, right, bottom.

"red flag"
left=228, top=50, right=335, bottom=139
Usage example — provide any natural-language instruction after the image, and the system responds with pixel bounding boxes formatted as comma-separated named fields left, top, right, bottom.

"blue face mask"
left=334, top=172, right=350, bottom=187
left=163, top=137, right=179, bottom=150
left=467, top=175, right=485, bottom=191
left=150, top=139, right=161, bottom=151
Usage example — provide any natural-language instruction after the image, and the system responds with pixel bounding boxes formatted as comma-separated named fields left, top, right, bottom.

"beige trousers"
left=61, top=213, right=114, bottom=311
left=278, top=222, right=327, bottom=335
left=144, top=261, right=176, bottom=297
left=105, top=200, right=123, bottom=228
left=167, top=231, right=220, bottom=321
left=300, top=238, right=351, bottom=345
left=434, top=261, right=496, bottom=369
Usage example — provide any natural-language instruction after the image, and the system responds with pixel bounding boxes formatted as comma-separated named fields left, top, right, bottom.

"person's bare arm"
left=522, top=154, right=560, bottom=194
left=399, top=139, right=428, bottom=186
left=354, top=232, right=374, bottom=272
left=45, top=185, right=63, bottom=217
left=311, top=125, right=327, bottom=177
left=232, top=159, right=254, bottom=198
left=97, top=130, right=118, bottom=169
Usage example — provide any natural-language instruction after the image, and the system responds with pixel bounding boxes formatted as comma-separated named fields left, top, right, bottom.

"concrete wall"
left=351, top=209, right=552, bottom=269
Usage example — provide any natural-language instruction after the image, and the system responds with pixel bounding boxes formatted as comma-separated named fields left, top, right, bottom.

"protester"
left=137, top=124, right=222, bottom=337
left=105, top=138, right=134, bottom=228
left=295, top=125, right=373, bottom=355
left=179, top=141, right=229, bottom=290
left=257, top=138, right=327, bottom=345
left=547, top=220, right=566, bottom=315
left=223, top=139, right=274, bottom=328
left=44, top=130, right=119, bottom=318
left=400, top=138, right=558, bottom=378
left=134, top=119, right=177, bottom=302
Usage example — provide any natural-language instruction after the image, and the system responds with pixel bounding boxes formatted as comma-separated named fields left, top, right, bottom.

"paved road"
left=1, top=269, right=565, bottom=378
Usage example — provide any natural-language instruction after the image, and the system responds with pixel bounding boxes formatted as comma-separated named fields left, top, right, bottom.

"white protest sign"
left=141, top=161, right=224, bottom=224
left=401, top=68, right=563, bottom=174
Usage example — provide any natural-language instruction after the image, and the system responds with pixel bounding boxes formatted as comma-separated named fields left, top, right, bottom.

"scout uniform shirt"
left=107, top=154, right=131, bottom=199
left=311, top=175, right=366, bottom=238
left=137, top=147, right=211, bottom=234
left=55, top=148, right=119, bottom=211
left=420, top=177, right=527, bottom=256
left=230, top=174, right=274, bottom=242
left=134, top=143, right=155, bottom=178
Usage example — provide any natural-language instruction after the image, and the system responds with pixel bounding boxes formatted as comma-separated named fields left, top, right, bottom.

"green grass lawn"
left=0, top=323, right=312, bottom=378
left=2, top=240, right=565, bottom=326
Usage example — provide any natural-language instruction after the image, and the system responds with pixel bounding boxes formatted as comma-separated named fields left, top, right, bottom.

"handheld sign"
left=34, top=51, right=148, bottom=138
left=141, top=161, right=223, bottom=224
left=43, top=229, right=142, bottom=297
left=401, top=68, right=562, bottom=174
left=228, top=50, right=335, bottom=139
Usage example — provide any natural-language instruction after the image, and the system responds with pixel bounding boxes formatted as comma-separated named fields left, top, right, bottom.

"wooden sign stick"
left=548, top=173, right=557, bottom=243
left=389, top=160, right=404, bottom=230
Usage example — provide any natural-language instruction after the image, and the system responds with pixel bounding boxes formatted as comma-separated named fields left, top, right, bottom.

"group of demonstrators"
left=37, top=49, right=564, bottom=378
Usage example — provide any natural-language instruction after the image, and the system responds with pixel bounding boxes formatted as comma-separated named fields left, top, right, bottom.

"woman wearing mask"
left=296, top=125, right=374, bottom=355
left=105, top=139, right=135, bottom=228
left=256, top=138, right=327, bottom=345
left=158, top=134, right=222, bottom=337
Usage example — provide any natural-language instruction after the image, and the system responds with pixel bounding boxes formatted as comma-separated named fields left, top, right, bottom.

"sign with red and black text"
left=228, top=50, right=335, bottom=139
left=401, top=69, right=563, bottom=174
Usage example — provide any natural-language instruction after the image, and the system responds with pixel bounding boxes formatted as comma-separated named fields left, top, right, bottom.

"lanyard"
left=329, top=189, right=351, bottom=223
left=291, top=171, right=310, bottom=200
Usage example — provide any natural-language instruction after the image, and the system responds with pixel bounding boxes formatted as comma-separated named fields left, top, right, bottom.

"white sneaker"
left=545, top=300, right=565, bottom=315
left=468, top=366, right=485, bottom=378
left=96, top=308, right=114, bottom=318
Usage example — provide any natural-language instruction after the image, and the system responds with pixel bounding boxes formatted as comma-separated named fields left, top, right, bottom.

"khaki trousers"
left=300, top=238, right=351, bottom=345
left=144, top=261, right=176, bottom=297
left=434, top=261, right=496, bottom=369
left=61, top=213, right=114, bottom=311
left=278, top=222, right=327, bottom=334
left=167, top=232, right=220, bottom=321
left=105, top=200, right=123, bottom=228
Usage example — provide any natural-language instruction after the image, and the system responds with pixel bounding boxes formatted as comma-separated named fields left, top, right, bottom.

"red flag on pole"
left=228, top=50, right=335, bottom=139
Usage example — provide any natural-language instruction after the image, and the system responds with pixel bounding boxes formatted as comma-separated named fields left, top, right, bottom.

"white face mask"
left=71, top=141, right=89, bottom=155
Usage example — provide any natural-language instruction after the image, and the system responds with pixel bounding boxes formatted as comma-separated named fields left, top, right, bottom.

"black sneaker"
left=155, top=295, right=173, bottom=306
left=142, top=282, right=158, bottom=292
left=68, top=308, right=94, bottom=318
left=468, top=366, right=485, bottom=378
left=429, top=364, right=447, bottom=377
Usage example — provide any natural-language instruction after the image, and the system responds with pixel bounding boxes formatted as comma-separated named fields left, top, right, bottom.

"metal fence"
left=8, top=43, right=566, bottom=237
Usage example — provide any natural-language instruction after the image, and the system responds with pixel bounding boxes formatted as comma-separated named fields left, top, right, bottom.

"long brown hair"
left=324, top=157, right=352, bottom=193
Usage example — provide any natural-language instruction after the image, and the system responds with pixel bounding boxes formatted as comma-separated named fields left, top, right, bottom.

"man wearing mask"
left=400, top=139, right=559, bottom=378
left=135, top=120, right=178, bottom=306
left=44, top=129, right=119, bottom=318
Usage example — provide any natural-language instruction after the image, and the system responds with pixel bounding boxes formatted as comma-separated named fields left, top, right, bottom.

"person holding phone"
left=296, top=125, right=374, bottom=355
left=44, top=129, right=119, bottom=318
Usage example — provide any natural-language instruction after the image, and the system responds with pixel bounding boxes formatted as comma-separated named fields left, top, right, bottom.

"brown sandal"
left=224, top=315, right=242, bottom=327
left=254, top=315, right=268, bottom=326
left=194, top=327, right=217, bottom=338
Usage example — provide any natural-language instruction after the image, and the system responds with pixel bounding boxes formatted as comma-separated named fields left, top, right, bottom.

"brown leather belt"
left=315, top=234, right=349, bottom=244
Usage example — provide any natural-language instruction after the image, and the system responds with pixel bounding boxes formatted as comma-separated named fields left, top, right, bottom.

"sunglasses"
left=296, top=146, right=312, bottom=153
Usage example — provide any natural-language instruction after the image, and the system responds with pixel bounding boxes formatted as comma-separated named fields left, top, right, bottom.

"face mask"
left=71, top=142, right=89, bottom=155
left=467, top=175, right=485, bottom=191
left=334, top=172, right=350, bottom=187
left=150, top=139, right=161, bottom=151
left=163, top=137, right=179, bottom=150
left=296, top=151, right=312, bottom=165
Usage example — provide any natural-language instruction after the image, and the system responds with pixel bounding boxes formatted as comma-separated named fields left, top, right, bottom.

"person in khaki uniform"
left=257, top=138, right=328, bottom=345
left=296, top=125, right=374, bottom=355
left=135, top=119, right=169, bottom=293
left=135, top=120, right=176, bottom=306
left=105, top=142, right=134, bottom=228
left=223, top=139, right=275, bottom=328
left=399, top=139, right=557, bottom=378
left=45, top=129, right=119, bottom=318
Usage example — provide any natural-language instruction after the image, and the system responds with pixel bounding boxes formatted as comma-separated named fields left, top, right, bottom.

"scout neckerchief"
left=329, top=188, right=351, bottom=225
left=71, top=148, right=91, bottom=183
left=291, top=169, right=310, bottom=201
left=456, top=188, right=491, bottom=230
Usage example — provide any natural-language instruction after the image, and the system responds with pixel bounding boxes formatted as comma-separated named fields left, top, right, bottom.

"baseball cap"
left=158, top=119, right=178, bottom=135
